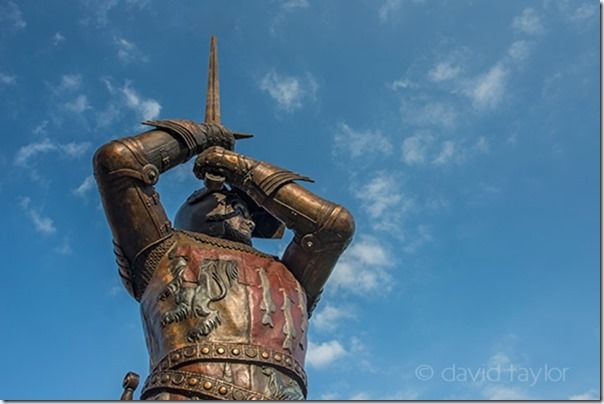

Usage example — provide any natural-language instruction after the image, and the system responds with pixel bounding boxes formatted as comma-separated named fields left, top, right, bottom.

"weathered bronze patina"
left=94, top=37, right=354, bottom=400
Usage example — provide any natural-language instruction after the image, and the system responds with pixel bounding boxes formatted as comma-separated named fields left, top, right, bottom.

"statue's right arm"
left=93, top=120, right=233, bottom=299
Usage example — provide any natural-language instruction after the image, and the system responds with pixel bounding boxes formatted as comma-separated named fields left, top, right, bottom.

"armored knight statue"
left=93, top=37, right=355, bottom=400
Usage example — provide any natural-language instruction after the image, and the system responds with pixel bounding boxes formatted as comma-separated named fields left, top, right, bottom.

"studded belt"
left=141, top=368, right=270, bottom=400
left=147, top=341, right=307, bottom=395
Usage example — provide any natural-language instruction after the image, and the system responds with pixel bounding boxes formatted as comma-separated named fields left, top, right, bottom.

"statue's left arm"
left=194, top=147, right=355, bottom=314
left=93, top=120, right=234, bottom=299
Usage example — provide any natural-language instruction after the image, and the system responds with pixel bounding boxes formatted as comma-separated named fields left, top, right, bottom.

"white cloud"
left=54, top=238, right=73, bottom=255
left=73, top=175, right=95, bottom=198
left=378, top=0, right=402, bottom=23
left=401, top=99, right=458, bottom=130
left=403, top=224, right=432, bottom=253
left=512, top=8, right=544, bottom=35
left=330, top=236, right=393, bottom=294
left=33, top=120, right=49, bottom=135
left=389, top=77, right=415, bottom=91
left=353, top=172, right=416, bottom=234
left=14, top=139, right=90, bottom=167
left=569, top=389, right=599, bottom=400
left=306, top=340, right=346, bottom=368
left=473, top=136, right=489, bottom=154
left=120, top=82, right=161, bottom=120
left=115, top=37, right=146, bottom=64
left=507, top=40, right=532, bottom=62
left=428, top=62, right=462, bottom=82
left=0, top=72, right=16, bottom=86
left=63, top=95, right=91, bottom=113
left=58, top=74, right=82, bottom=92
left=52, top=32, right=65, bottom=46
left=482, top=385, right=528, bottom=400
left=356, top=173, right=410, bottom=219
left=18, top=197, right=56, bottom=235
left=259, top=70, right=317, bottom=112
left=401, top=132, right=434, bottom=165
left=281, top=0, right=309, bottom=11
left=432, top=140, right=456, bottom=165
left=0, top=1, right=26, bottom=31
left=570, top=3, right=597, bottom=23
left=467, top=63, right=507, bottom=109
left=333, top=123, right=392, bottom=159
left=312, top=304, right=354, bottom=333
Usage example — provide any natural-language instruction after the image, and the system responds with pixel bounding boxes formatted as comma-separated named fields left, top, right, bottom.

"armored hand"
left=194, top=146, right=355, bottom=314
left=193, top=146, right=313, bottom=205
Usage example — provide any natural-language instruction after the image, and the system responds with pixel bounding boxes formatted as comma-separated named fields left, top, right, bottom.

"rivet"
left=274, top=354, right=282, bottom=362
left=161, top=374, right=171, bottom=383
left=201, top=346, right=210, bottom=354
left=218, top=386, right=228, bottom=395
left=184, top=346, right=196, bottom=357
left=261, top=351, right=270, bottom=359
left=188, top=377, right=199, bottom=386
left=232, top=348, right=240, bottom=356
left=245, top=348, right=257, bottom=358
left=172, top=374, right=184, bottom=385
left=285, top=357, right=291, bottom=365
left=203, top=381, right=213, bottom=390
left=171, top=353, right=181, bottom=361
left=217, top=347, right=225, bottom=355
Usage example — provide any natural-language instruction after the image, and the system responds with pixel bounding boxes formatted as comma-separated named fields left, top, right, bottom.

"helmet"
left=174, top=186, right=285, bottom=240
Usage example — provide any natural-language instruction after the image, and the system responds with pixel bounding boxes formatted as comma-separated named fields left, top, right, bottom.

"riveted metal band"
left=141, top=369, right=270, bottom=401
left=178, top=230, right=277, bottom=260
left=143, top=119, right=202, bottom=160
left=152, top=341, right=307, bottom=393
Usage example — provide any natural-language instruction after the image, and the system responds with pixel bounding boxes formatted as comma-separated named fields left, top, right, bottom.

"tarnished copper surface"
left=94, top=36, right=354, bottom=400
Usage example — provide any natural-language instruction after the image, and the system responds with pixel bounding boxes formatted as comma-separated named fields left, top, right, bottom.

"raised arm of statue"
left=193, top=146, right=355, bottom=314
left=93, top=121, right=235, bottom=299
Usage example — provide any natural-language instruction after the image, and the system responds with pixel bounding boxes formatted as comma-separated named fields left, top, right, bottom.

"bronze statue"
left=93, top=37, right=354, bottom=400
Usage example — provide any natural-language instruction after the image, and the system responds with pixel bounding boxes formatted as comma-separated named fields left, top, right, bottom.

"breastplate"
left=138, top=231, right=308, bottom=400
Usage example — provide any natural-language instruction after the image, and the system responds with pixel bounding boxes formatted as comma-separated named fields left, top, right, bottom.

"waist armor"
left=139, top=231, right=308, bottom=400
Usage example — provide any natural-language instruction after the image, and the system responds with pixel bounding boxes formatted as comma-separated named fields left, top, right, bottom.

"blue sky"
left=0, top=0, right=600, bottom=400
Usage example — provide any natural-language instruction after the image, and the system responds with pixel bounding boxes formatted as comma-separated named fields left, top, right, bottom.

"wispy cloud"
left=569, top=389, right=599, bottom=400
left=432, top=140, right=456, bottom=165
left=63, top=95, right=91, bottom=113
left=507, top=40, right=532, bottom=62
left=54, top=237, right=73, bottom=255
left=280, top=0, right=309, bottom=12
left=114, top=37, right=147, bottom=64
left=52, top=32, right=65, bottom=46
left=512, top=8, right=544, bottom=36
left=401, top=132, right=434, bottom=165
left=313, top=304, right=355, bottom=333
left=0, top=1, right=26, bottom=32
left=0, top=72, right=16, bottom=86
left=259, top=70, right=317, bottom=112
left=428, top=62, right=463, bottom=82
left=14, top=138, right=91, bottom=167
left=330, top=235, right=393, bottom=294
left=100, top=78, right=161, bottom=124
left=354, top=172, right=415, bottom=233
left=55, top=74, right=82, bottom=93
left=466, top=63, right=508, bottom=110
left=80, top=0, right=148, bottom=27
left=306, top=340, right=346, bottom=368
left=378, top=0, right=402, bottom=23
left=333, top=123, right=392, bottom=160
left=18, top=197, right=56, bottom=235
left=72, top=175, right=95, bottom=198
left=401, top=99, right=459, bottom=130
